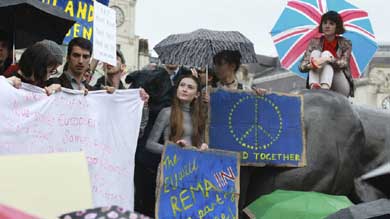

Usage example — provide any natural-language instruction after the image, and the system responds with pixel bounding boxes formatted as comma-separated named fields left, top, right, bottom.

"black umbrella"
left=154, top=28, right=257, bottom=67
left=0, top=0, right=75, bottom=49
left=58, top=206, right=153, bottom=219
left=325, top=199, right=390, bottom=219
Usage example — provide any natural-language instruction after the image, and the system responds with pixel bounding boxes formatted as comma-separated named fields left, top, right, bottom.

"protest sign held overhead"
left=93, top=1, right=117, bottom=66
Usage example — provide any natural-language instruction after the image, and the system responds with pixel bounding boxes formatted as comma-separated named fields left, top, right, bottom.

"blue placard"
left=40, top=0, right=109, bottom=44
left=208, top=90, right=306, bottom=167
left=156, top=144, right=240, bottom=219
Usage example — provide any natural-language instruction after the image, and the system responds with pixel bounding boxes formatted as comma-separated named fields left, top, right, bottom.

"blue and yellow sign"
left=208, top=90, right=306, bottom=167
left=40, top=0, right=109, bottom=44
left=156, top=144, right=240, bottom=219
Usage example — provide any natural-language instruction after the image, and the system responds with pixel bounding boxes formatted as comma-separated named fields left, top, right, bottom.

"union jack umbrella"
left=271, top=0, right=378, bottom=78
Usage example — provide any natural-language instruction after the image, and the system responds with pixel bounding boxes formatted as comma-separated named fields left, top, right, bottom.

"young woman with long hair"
left=146, top=74, right=208, bottom=153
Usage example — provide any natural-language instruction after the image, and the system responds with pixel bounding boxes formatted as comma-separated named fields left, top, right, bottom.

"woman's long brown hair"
left=169, top=75, right=205, bottom=147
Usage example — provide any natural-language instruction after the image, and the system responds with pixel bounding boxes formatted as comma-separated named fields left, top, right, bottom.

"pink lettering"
left=86, top=156, right=98, bottom=165
left=58, top=114, right=96, bottom=128
left=214, top=167, right=236, bottom=189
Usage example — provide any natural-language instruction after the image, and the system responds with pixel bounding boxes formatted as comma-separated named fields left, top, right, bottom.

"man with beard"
left=93, top=50, right=127, bottom=90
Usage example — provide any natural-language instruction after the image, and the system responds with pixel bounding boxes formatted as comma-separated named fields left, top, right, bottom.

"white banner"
left=93, top=1, right=117, bottom=66
left=0, top=77, right=143, bottom=211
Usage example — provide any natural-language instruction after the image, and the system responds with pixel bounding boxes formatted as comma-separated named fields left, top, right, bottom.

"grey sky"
left=135, top=0, right=390, bottom=57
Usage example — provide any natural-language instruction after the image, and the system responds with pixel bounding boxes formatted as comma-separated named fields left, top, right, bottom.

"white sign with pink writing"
left=0, top=77, right=143, bottom=211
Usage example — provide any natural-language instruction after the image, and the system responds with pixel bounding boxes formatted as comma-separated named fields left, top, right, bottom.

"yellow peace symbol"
left=228, top=95, right=283, bottom=150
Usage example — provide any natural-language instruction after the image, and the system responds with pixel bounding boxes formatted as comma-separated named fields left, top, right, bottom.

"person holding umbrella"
left=299, top=11, right=354, bottom=97
left=201, top=50, right=267, bottom=218
left=214, top=50, right=248, bottom=90
left=202, top=50, right=267, bottom=103
left=196, top=66, right=217, bottom=89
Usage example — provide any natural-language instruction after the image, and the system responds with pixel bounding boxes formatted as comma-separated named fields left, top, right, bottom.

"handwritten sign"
left=156, top=144, right=240, bottom=219
left=41, top=0, right=110, bottom=44
left=208, top=89, right=306, bottom=167
left=93, top=1, right=117, bottom=66
left=0, top=76, right=143, bottom=210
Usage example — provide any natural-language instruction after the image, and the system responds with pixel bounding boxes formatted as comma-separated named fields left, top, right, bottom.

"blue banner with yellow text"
left=156, top=144, right=240, bottom=219
left=208, top=90, right=306, bottom=167
left=40, top=0, right=109, bottom=44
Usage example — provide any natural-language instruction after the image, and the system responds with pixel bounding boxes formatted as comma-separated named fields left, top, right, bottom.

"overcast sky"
left=135, top=0, right=390, bottom=57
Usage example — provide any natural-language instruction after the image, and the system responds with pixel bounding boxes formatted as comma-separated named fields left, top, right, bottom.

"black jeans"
left=134, top=162, right=158, bottom=217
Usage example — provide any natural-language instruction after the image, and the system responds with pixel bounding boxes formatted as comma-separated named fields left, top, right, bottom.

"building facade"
left=109, top=0, right=149, bottom=71
left=352, top=44, right=390, bottom=109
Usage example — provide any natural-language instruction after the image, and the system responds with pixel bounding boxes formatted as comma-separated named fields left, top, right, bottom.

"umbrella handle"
left=205, top=66, right=208, bottom=96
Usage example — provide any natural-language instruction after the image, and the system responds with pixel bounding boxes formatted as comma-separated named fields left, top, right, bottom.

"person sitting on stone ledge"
left=299, top=11, right=355, bottom=97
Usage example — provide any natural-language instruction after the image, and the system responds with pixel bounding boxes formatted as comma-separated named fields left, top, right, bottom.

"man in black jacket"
left=52, top=37, right=93, bottom=91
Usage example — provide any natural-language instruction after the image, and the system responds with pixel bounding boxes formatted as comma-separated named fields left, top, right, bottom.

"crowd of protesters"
left=0, top=10, right=355, bottom=218
left=0, top=34, right=263, bottom=217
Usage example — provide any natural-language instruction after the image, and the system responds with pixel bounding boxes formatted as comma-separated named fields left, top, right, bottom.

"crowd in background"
left=0, top=10, right=355, bottom=218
